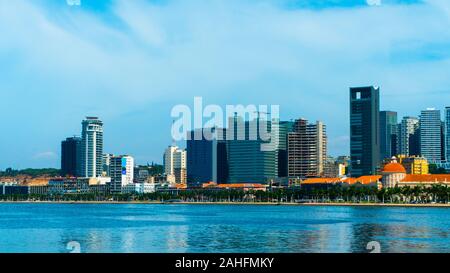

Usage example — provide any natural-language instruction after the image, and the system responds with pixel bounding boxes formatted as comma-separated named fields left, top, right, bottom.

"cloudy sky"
left=1, top=0, right=450, bottom=169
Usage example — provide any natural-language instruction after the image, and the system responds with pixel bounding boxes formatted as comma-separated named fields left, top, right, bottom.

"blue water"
left=0, top=203, right=449, bottom=253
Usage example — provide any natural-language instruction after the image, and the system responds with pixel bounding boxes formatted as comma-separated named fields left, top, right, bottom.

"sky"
left=1, top=0, right=450, bottom=169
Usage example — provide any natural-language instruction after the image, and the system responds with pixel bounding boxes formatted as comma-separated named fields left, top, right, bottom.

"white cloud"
left=1, top=0, right=450, bottom=167
left=32, top=152, right=58, bottom=160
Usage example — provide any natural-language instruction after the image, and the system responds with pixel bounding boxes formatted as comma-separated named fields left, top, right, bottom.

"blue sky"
left=1, top=0, right=449, bottom=169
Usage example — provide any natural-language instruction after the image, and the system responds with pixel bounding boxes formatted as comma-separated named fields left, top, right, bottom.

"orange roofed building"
left=381, top=158, right=450, bottom=188
left=202, top=182, right=267, bottom=192
left=302, top=157, right=450, bottom=190
left=302, top=175, right=381, bottom=189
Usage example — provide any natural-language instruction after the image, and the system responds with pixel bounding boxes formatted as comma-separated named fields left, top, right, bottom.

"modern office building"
left=186, top=128, right=228, bottom=187
left=61, top=136, right=82, bottom=177
left=398, top=117, right=420, bottom=156
left=102, top=153, right=113, bottom=177
left=278, top=121, right=295, bottom=177
left=420, top=109, right=442, bottom=163
left=349, top=86, right=380, bottom=176
left=288, top=119, right=327, bottom=178
left=227, top=116, right=279, bottom=184
left=109, top=155, right=134, bottom=193
left=80, top=117, right=104, bottom=178
left=163, top=145, right=187, bottom=184
left=446, top=107, right=450, bottom=162
left=380, top=111, right=398, bottom=160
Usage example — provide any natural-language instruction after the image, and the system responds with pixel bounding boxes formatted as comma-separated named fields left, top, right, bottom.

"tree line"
left=1, top=185, right=450, bottom=204
left=0, top=168, right=61, bottom=178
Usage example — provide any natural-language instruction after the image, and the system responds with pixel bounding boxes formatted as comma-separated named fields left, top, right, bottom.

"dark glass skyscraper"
left=380, top=111, right=397, bottom=160
left=350, top=86, right=380, bottom=176
left=278, top=121, right=294, bottom=177
left=61, top=137, right=81, bottom=177
left=186, top=128, right=228, bottom=187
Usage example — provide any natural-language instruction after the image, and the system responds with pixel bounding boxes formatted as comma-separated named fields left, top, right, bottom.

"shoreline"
left=1, top=200, right=450, bottom=208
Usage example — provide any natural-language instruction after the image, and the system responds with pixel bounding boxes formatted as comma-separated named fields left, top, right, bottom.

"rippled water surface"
left=0, top=203, right=449, bottom=253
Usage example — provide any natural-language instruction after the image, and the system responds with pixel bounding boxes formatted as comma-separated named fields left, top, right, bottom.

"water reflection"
left=0, top=204, right=449, bottom=253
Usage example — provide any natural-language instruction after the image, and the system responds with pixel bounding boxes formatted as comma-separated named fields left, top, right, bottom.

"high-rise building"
left=102, top=153, right=113, bottom=177
left=349, top=86, right=380, bottom=176
left=380, top=111, right=398, bottom=161
left=186, top=128, right=228, bottom=188
left=109, top=155, right=134, bottom=193
left=278, top=121, right=295, bottom=178
left=419, top=108, right=442, bottom=163
left=446, top=107, right=450, bottom=162
left=441, top=121, right=446, bottom=161
left=227, top=116, right=279, bottom=184
left=287, top=119, right=327, bottom=178
left=61, top=137, right=82, bottom=177
left=398, top=117, right=420, bottom=156
left=163, top=145, right=187, bottom=184
left=80, top=117, right=104, bottom=178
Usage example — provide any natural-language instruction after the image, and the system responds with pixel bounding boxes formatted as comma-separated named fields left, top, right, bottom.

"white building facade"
left=163, top=146, right=187, bottom=184
left=81, top=117, right=104, bottom=178
left=109, top=155, right=134, bottom=193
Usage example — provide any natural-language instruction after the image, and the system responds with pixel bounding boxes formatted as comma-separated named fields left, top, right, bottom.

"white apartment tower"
left=81, top=117, right=104, bottom=178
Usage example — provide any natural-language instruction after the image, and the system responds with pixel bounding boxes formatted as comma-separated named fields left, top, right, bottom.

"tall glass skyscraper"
left=227, top=116, right=279, bottom=184
left=349, top=86, right=380, bottom=176
left=380, top=111, right=398, bottom=160
left=278, top=121, right=294, bottom=177
left=398, top=116, right=420, bottom=156
left=445, top=107, right=450, bottom=162
left=61, top=136, right=82, bottom=177
left=420, top=109, right=442, bottom=163
left=186, top=128, right=228, bottom=187
left=80, top=117, right=104, bottom=178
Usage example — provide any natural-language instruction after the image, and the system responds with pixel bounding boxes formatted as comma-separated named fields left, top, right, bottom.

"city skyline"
left=1, top=93, right=449, bottom=170
left=2, top=0, right=450, bottom=169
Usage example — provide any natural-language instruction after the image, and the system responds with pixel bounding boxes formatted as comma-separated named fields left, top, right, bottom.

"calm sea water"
left=0, top=203, right=449, bottom=253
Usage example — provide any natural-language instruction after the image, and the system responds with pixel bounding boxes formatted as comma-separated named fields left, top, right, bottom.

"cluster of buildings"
left=165, top=115, right=333, bottom=190
left=304, top=86, right=450, bottom=190
left=1, top=86, right=450, bottom=196
left=175, top=86, right=450, bottom=190
left=12, top=117, right=182, bottom=196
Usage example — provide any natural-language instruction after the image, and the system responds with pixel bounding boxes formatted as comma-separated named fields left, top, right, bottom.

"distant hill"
left=0, top=168, right=61, bottom=178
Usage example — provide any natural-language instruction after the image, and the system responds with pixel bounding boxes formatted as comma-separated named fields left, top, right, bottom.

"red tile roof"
left=402, top=174, right=450, bottom=183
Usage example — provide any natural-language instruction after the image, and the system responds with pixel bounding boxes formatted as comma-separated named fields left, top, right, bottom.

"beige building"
left=288, top=119, right=327, bottom=178
left=164, top=145, right=187, bottom=184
